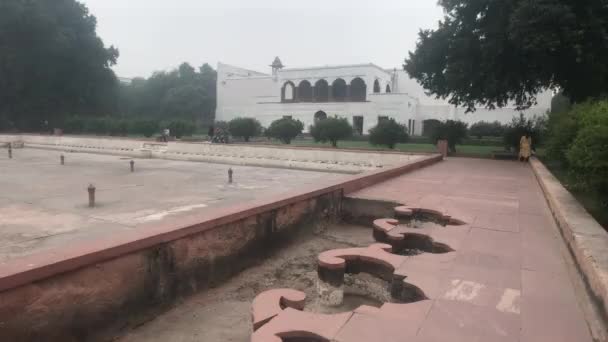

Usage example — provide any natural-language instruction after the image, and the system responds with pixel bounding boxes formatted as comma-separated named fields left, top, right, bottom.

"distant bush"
left=167, top=120, right=196, bottom=139
left=83, top=118, right=109, bottom=135
left=63, top=117, right=85, bottom=134
left=469, top=121, right=505, bottom=139
left=265, top=117, right=304, bottom=144
left=503, top=113, right=546, bottom=152
left=108, top=119, right=129, bottom=136
left=430, top=120, right=468, bottom=153
left=0, top=116, right=14, bottom=132
left=368, top=119, right=409, bottom=149
left=228, top=117, right=262, bottom=142
left=130, top=120, right=158, bottom=137
left=310, top=116, right=353, bottom=147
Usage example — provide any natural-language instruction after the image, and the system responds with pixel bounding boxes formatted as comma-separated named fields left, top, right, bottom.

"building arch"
left=373, top=79, right=381, bottom=93
left=386, top=84, right=391, bottom=93
left=282, top=81, right=296, bottom=102
left=298, top=80, right=313, bottom=102
left=350, top=77, right=367, bottom=101
left=331, top=78, right=347, bottom=101
left=314, top=79, right=329, bottom=102
left=314, top=111, right=327, bottom=122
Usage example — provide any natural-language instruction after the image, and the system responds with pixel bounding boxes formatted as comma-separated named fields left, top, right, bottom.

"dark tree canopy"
left=0, top=0, right=119, bottom=130
left=120, top=62, right=217, bottom=124
left=405, top=0, right=608, bottom=112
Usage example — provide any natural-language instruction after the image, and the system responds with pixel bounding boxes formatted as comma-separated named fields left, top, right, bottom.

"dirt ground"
left=115, top=223, right=392, bottom=342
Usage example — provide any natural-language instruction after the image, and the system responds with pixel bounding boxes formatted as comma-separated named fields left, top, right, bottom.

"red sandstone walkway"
left=347, top=157, right=592, bottom=342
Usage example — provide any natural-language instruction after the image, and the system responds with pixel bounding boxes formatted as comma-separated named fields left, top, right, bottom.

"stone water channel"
left=118, top=207, right=459, bottom=342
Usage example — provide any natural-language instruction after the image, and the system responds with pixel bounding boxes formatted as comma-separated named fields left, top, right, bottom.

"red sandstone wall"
left=0, top=191, right=342, bottom=342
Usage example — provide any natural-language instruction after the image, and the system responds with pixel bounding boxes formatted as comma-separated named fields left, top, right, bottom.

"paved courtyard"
left=349, top=157, right=594, bottom=342
left=0, top=148, right=345, bottom=263
left=117, top=158, right=595, bottom=342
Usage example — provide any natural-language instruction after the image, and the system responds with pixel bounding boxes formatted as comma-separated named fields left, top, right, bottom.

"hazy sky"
left=80, top=0, right=444, bottom=78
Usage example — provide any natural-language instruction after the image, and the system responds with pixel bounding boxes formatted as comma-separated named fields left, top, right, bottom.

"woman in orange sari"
left=519, top=134, right=532, bottom=162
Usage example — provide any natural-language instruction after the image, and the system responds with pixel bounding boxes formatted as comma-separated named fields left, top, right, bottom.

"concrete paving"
left=0, top=148, right=345, bottom=263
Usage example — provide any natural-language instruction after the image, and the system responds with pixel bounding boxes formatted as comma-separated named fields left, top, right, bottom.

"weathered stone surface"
left=251, top=289, right=306, bottom=331
left=530, top=157, right=608, bottom=321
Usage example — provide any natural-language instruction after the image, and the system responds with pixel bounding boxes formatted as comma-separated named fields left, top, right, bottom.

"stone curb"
left=530, top=157, right=608, bottom=320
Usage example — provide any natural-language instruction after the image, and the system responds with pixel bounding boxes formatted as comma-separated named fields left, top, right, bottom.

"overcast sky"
left=80, top=0, right=444, bottom=78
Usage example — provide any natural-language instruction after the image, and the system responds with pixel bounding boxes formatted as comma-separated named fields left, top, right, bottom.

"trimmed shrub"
left=228, top=117, right=262, bottom=142
left=369, top=119, right=409, bottom=149
left=469, top=121, right=505, bottom=139
left=430, top=120, right=468, bottom=153
left=310, top=116, right=353, bottom=148
left=266, top=117, right=304, bottom=144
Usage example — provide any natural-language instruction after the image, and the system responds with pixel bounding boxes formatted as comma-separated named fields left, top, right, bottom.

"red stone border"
left=250, top=289, right=434, bottom=342
left=0, top=153, right=442, bottom=293
left=530, top=157, right=608, bottom=319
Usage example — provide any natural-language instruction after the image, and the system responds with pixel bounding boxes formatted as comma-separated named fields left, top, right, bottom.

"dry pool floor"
left=0, top=148, right=345, bottom=263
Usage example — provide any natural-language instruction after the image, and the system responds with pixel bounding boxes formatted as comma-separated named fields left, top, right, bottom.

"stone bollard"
left=60, top=154, right=65, bottom=165
left=130, top=160, right=134, bottom=172
left=8, top=143, right=12, bottom=159
left=228, top=168, right=233, bottom=184
left=88, top=184, right=96, bottom=208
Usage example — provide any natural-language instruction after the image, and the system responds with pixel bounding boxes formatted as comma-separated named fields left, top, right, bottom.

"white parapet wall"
left=1, top=134, right=431, bottom=173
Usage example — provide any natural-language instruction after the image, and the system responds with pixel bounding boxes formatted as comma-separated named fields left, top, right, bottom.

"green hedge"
left=60, top=117, right=194, bottom=138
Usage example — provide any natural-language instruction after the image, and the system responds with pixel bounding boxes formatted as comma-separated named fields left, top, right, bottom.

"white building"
left=216, top=57, right=552, bottom=135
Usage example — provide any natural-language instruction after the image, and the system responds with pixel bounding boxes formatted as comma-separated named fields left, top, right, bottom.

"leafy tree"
left=430, top=120, right=468, bottom=153
left=119, top=63, right=217, bottom=124
left=0, top=0, right=119, bottom=131
left=469, top=121, right=505, bottom=139
left=405, top=0, right=608, bottom=111
left=310, top=117, right=353, bottom=148
left=228, top=117, right=262, bottom=142
left=369, top=119, right=409, bottom=149
left=551, top=92, right=572, bottom=115
left=266, top=117, right=304, bottom=144
left=422, top=119, right=441, bottom=137
left=561, top=100, right=608, bottom=195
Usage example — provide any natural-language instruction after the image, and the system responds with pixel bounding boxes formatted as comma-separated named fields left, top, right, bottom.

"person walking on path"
left=519, top=134, right=532, bottom=162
